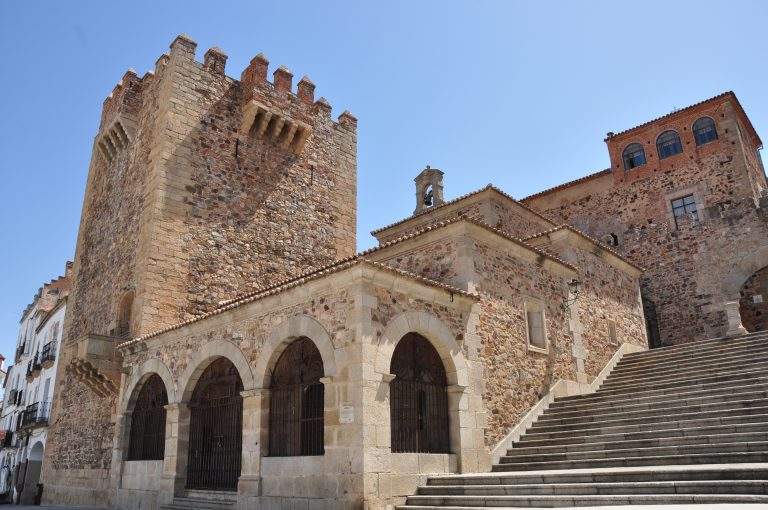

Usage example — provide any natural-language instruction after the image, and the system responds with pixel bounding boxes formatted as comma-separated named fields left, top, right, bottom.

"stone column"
left=446, top=384, right=470, bottom=472
left=237, top=388, right=265, bottom=502
left=161, top=402, right=189, bottom=502
left=724, top=301, right=748, bottom=337
left=109, top=410, right=131, bottom=493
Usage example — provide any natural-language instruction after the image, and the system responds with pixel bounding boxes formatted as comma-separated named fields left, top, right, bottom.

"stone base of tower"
left=41, top=468, right=111, bottom=508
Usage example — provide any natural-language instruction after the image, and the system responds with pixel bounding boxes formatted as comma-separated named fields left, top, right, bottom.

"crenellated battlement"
left=97, top=34, right=356, bottom=147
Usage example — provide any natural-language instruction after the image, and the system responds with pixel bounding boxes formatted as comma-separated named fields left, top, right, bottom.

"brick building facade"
left=39, top=35, right=763, bottom=509
left=523, top=92, right=766, bottom=346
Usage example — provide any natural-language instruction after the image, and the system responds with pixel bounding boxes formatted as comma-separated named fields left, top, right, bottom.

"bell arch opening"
left=186, top=357, right=243, bottom=491
left=390, top=332, right=450, bottom=454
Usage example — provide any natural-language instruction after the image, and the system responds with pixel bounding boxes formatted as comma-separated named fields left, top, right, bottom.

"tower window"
left=693, top=117, right=718, bottom=146
left=671, top=194, right=698, bottom=227
left=622, top=143, right=646, bottom=170
left=657, top=130, right=683, bottom=159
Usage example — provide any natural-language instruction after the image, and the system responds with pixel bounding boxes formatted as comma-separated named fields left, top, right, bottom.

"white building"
left=0, top=263, right=70, bottom=504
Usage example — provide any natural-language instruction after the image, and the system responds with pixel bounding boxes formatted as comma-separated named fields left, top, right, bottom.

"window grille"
left=127, top=374, right=167, bottom=461
left=390, top=333, right=450, bottom=454
left=268, top=337, right=325, bottom=457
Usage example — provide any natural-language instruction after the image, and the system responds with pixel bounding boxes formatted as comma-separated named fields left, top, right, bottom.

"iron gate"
left=186, top=358, right=243, bottom=491
left=127, top=374, right=167, bottom=461
left=390, top=333, right=450, bottom=453
left=269, top=337, right=324, bottom=456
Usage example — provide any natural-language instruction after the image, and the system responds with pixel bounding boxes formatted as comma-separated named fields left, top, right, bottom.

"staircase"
left=160, top=490, right=235, bottom=510
left=400, top=331, right=768, bottom=508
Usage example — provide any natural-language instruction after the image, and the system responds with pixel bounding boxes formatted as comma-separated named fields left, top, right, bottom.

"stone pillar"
left=161, top=402, right=189, bottom=502
left=724, top=301, right=748, bottom=337
left=446, top=384, right=470, bottom=472
left=237, top=389, right=264, bottom=503
left=109, top=410, right=131, bottom=493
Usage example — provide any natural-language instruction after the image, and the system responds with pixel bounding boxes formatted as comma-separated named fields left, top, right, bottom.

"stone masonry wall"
left=524, top=95, right=768, bottom=345
left=44, top=35, right=357, bottom=507
left=533, top=234, right=648, bottom=376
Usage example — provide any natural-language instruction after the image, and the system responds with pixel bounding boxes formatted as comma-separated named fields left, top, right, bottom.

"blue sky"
left=0, top=1, right=766, bottom=360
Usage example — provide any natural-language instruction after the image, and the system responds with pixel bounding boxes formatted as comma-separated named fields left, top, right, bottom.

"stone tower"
left=42, top=35, right=356, bottom=506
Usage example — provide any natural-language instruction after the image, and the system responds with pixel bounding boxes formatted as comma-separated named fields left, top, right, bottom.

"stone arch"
left=178, top=339, right=255, bottom=402
left=375, top=310, right=468, bottom=387
left=722, top=245, right=768, bottom=300
left=254, top=314, right=337, bottom=389
left=28, top=441, right=44, bottom=462
left=121, top=357, right=176, bottom=413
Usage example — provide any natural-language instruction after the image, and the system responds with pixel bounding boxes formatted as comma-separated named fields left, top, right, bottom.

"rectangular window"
left=671, top=194, right=698, bottom=227
left=526, top=304, right=547, bottom=351
left=608, top=320, right=618, bottom=345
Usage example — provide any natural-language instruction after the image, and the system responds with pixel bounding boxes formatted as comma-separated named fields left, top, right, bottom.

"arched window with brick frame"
left=622, top=143, right=646, bottom=170
left=693, top=116, right=718, bottom=146
left=656, top=130, right=683, bottom=159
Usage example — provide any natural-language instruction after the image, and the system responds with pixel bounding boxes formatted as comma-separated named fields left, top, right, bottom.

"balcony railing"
left=21, top=402, right=50, bottom=428
left=41, top=341, right=57, bottom=367
left=25, top=355, right=42, bottom=381
left=7, top=389, right=17, bottom=406
left=14, top=343, right=25, bottom=362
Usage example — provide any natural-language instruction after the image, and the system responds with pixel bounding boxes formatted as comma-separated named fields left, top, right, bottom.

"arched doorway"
left=127, top=374, right=168, bottom=461
left=739, top=266, right=768, bottom=332
left=186, top=358, right=243, bottom=491
left=19, top=442, right=44, bottom=505
left=268, top=337, right=324, bottom=456
left=390, top=333, right=450, bottom=453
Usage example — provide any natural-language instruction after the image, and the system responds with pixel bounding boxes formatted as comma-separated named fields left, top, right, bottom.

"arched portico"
left=254, top=315, right=337, bottom=389
left=373, top=311, right=476, bottom=472
left=178, top=339, right=255, bottom=401
left=374, top=311, right=468, bottom=387
left=121, top=358, right=176, bottom=414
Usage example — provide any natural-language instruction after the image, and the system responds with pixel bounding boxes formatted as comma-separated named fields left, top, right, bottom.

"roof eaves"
left=118, top=258, right=477, bottom=349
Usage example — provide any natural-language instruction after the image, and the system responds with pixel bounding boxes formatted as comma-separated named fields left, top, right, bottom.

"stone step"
left=620, top=333, right=768, bottom=362
left=536, top=397, right=768, bottom=427
left=548, top=385, right=768, bottom=416
left=517, top=422, right=768, bottom=449
left=499, top=440, right=768, bottom=465
left=490, top=451, right=768, bottom=472
left=596, top=365, right=768, bottom=394
left=561, top=371, right=768, bottom=403
left=427, top=465, right=768, bottom=486
left=528, top=405, right=768, bottom=435
left=509, top=430, right=768, bottom=457
left=415, top=479, right=768, bottom=496
left=553, top=378, right=768, bottom=410
left=160, top=494, right=236, bottom=510
left=605, top=351, right=768, bottom=384
left=609, top=344, right=768, bottom=377
left=525, top=413, right=768, bottom=441
left=400, top=493, right=768, bottom=508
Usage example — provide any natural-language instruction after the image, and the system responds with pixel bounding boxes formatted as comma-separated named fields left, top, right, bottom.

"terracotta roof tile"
left=371, top=184, right=555, bottom=236
left=118, top=258, right=477, bottom=349
left=523, top=224, right=644, bottom=272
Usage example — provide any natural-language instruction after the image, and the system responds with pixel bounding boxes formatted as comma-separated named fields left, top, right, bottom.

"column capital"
left=380, top=373, right=396, bottom=383
left=241, top=388, right=268, bottom=398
